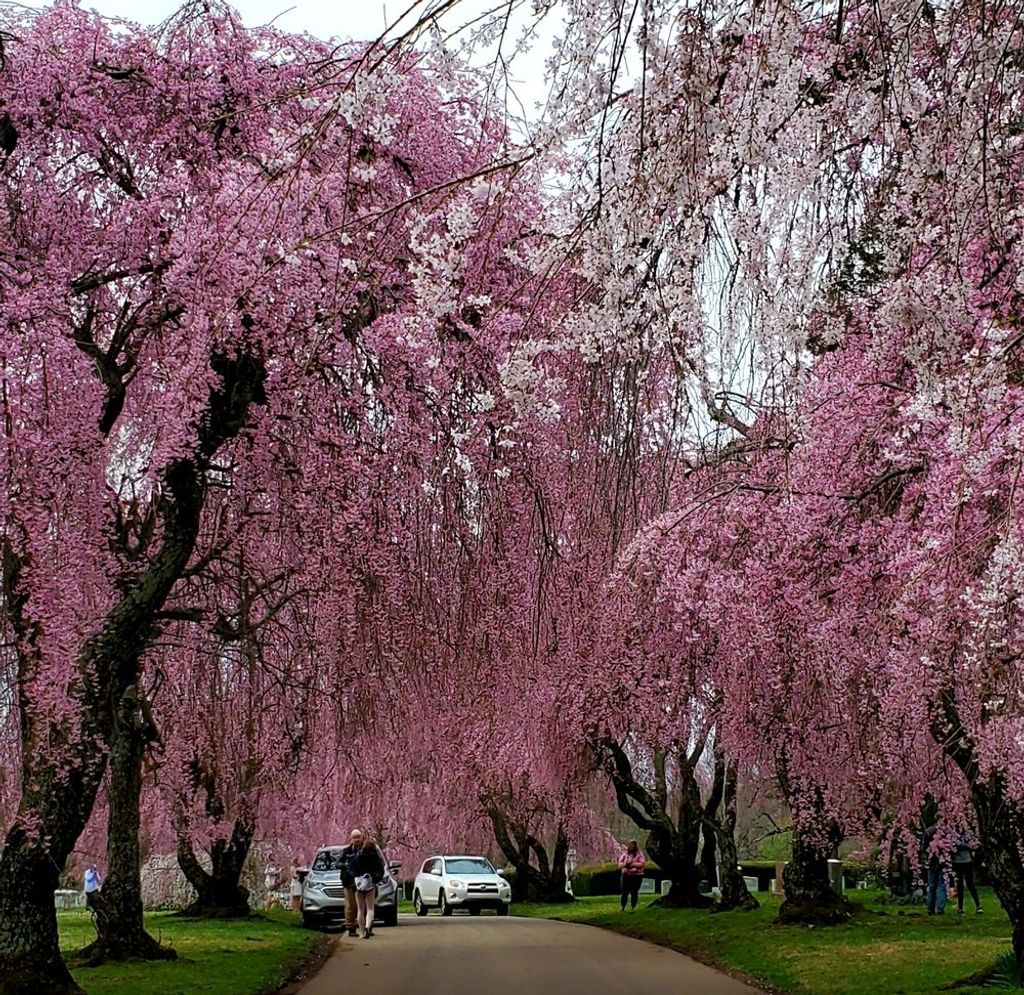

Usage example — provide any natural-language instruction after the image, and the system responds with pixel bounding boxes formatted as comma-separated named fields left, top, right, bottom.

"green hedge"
left=572, top=861, right=664, bottom=897
left=572, top=862, right=618, bottom=896
left=570, top=858, right=879, bottom=896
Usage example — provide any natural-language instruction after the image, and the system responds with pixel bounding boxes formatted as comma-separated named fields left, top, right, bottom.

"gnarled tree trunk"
left=699, top=753, right=726, bottom=891
left=933, top=687, right=1024, bottom=967
left=485, top=797, right=573, bottom=903
left=0, top=819, right=79, bottom=995
left=176, top=815, right=255, bottom=918
left=77, top=685, right=175, bottom=966
left=778, top=820, right=849, bottom=924
left=592, top=736, right=712, bottom=909
left=713, top=754, right=758, bottom=912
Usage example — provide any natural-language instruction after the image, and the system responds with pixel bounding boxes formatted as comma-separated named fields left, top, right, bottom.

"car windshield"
left=445, top=858, right=495, bottom=875
left=311, top=850, right=346, bottom=871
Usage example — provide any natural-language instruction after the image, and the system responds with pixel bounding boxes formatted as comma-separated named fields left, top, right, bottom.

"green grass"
left=514, top=889, right=1012, bottom=994
left=58, top=909, right=320, bottom=995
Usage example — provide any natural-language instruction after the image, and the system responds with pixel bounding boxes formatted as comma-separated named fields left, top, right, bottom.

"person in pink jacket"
left=617, top=840, right=647, bottom=911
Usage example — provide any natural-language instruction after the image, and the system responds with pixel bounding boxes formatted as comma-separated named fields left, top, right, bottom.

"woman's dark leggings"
left=955, top=864, right=980, bottom=911
left=621, top=874, right=642, bottom=909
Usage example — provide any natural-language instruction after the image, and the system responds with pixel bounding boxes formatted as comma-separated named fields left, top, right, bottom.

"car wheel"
left=413, top=891, right=429, bottom=917
left=383, top=904, right=399, bottom=926
left=496, top=904, right=509, bottom=917
left=439, top=891, right=453, bottom=917
left=468, top=906, right=481, bottom=916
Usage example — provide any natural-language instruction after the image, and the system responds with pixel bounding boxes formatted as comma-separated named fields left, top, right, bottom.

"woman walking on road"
left=348, top=832, right=385, bottom=938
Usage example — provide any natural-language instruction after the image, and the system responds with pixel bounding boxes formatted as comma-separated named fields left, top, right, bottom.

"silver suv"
left=301, top=844, right=400, bottom=929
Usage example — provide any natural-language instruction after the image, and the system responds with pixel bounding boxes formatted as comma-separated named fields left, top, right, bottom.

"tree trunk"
left=974, top=792, right=1024, bottom=965
left=545, top=824, right=573, bottom=903
left=699, top=752, right=726, bottom=890
left=777, top=823, right=850, bottom=924
left=0, top=354, right=266, bottom=993
left=714, top=758, right=758, bottom=912
left=176, top=815, right=255, bottom=918
left=649, top=751, right=710, bottom=908
left=0, top=826, right=79, bottom=995
left=932, top=688, right=1024, bottom=968
left=76, top=686, right=175, bottom=966
left=485, top=798, right=574, bottom=903
left=650, top=856, right=707, bottom=907
left=645, top=801, right=706, bottom=908
left=593, top=735, right=711, bottom=909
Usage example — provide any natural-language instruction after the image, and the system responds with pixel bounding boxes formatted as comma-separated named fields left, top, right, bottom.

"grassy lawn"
left=58, top=909, right=321, bottom=995
left=514, top=889, right=1012, bottom=994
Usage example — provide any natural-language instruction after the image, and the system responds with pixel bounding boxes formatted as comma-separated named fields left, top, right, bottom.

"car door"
left=420, top=858, right=440, bottom=903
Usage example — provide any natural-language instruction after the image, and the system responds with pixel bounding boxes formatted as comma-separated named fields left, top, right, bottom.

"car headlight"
left=447, top=879, right=466, bottom=890
left=499, top=882, right=510, bottom=892
left=305, top=880, right=322, bottom=891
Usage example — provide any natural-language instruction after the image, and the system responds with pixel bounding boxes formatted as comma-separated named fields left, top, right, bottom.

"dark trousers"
left=345, top=885, right=358, bottom=932
left=621, top=874, right=642, bottom=909
left=954, top=863, right=980, bottom=911
left=926, top=862, right=947, bottom=914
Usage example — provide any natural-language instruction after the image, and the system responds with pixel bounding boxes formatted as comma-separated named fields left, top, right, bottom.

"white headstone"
left=826, top=859, right=844, bottom=895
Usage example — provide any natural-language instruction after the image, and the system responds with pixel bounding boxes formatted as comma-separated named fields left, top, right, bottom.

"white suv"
left=412, top=855, right=512, bottom=917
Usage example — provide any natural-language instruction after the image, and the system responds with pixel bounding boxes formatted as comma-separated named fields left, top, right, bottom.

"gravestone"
left=774, top=862, right=786, bottom=896
left=660, top=880, right=671, bottom=895
left=743, top=875, right=759, bottom=894
left=54, top=889, right=82, bottom=909
left=827, top=859, right=844, bottom=896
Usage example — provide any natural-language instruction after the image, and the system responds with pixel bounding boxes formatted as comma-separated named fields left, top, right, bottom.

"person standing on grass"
left=264, top=864, right=283, bottom=909
left=83, top=864, right=102, bottom=911
left=289, top=855, right=306, bottom=913
left=348, top=832, right=385, bottom=938
left=920, top=822, right=948, bottom=915
left=618, top=840, right=646, bottom=911
left=953, top=834, right=983, bottom=914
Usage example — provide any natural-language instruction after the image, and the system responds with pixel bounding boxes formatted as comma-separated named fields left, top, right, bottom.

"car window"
left=444, top=858, right=495, bottom=875
left=311, top=849, right=346, bottom=871
left=426, top=859, right=439, bottom=875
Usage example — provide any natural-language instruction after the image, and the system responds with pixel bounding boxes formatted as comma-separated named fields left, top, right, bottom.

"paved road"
left=298, top=914, right=761, bottom=994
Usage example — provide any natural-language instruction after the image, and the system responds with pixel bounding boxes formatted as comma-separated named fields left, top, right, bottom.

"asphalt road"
left=297, top=913, right=761, bottom=994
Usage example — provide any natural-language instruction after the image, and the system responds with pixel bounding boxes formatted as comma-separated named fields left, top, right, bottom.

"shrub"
left=571, top=861, right=664, bottom=896
left=572, top=862, right=620, bottom=896
left=989, top=950, right=1024, bottom=989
